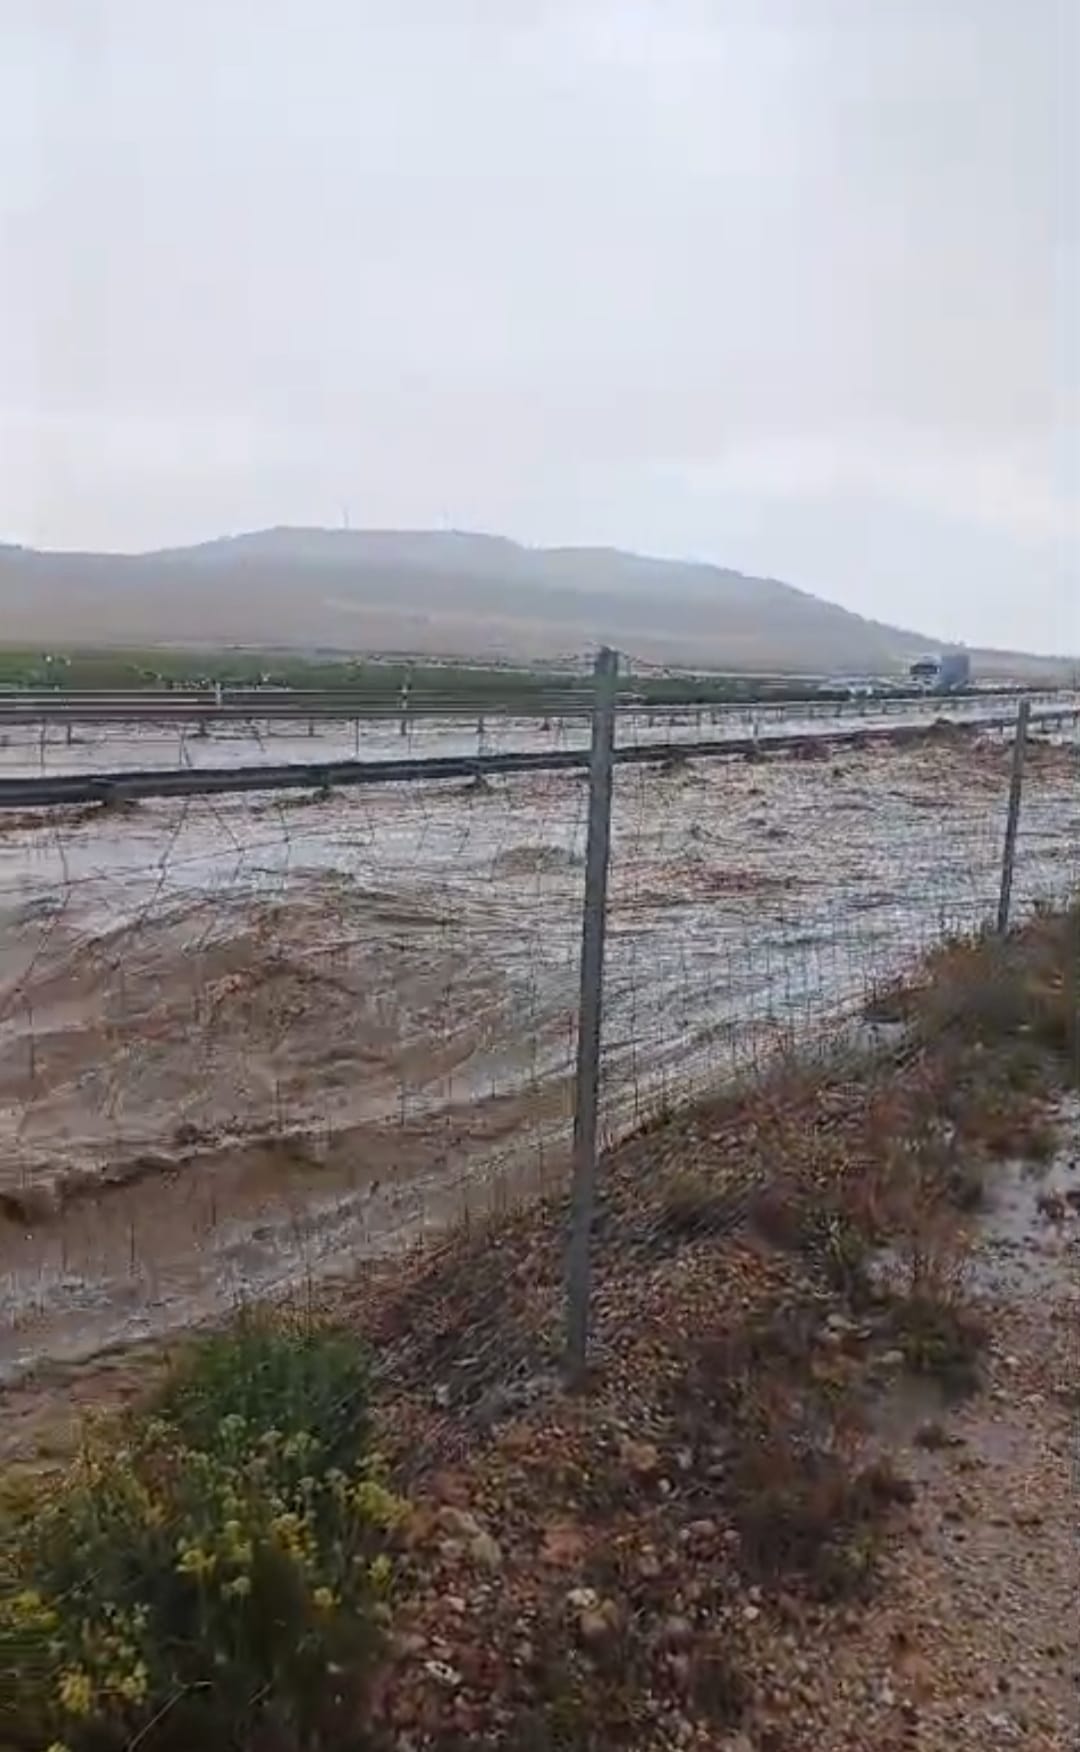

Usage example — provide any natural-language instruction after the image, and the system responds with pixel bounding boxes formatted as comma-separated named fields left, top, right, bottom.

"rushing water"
left=0, top=729, right=1076, bottom=1378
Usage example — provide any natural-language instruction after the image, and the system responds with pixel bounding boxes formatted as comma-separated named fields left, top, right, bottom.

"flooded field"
left=1, top=728, right=1077, bottom=1378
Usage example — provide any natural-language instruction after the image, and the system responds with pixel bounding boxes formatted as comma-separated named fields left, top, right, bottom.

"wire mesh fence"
left=606, top=703, right=1077, bottom=1122
left=0, top=668, right=1077, bottom=1384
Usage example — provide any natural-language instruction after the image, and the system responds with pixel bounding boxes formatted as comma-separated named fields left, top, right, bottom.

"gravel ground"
left=730, top=1102, right=1079, bottom=1752
left=756, top=1278, right=1077, bottom=1750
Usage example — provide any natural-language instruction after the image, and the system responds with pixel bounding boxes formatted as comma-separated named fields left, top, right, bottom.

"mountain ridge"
left=1, top=528, right=1070, bottom=679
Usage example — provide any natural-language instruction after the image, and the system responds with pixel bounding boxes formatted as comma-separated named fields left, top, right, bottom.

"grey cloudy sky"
left=2, top=0, right=1077, bottom=651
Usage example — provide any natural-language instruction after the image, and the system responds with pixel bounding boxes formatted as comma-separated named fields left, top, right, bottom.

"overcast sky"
left=2, top=0, right=1077, bottom=652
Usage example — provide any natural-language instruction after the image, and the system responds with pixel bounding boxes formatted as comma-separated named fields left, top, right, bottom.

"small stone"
left=540, top=1522, right=587, bottom=1567
left=667, top=1651, right=692, bottom=1688
left=743, top=1604, right=761, bottom=1623
left=657, top=1615, right=695, bottom=1649
left=686, top=1517, right=718, bottom=1542
left=896, top=1653, right=934, bottom=1698
left=943, top=1500, right=971, bottom=1523
left=578, top=1604, right=610, bottom=1646
left=881, top=1349, right=906, bottom=1368
left=430, top=1470, right=472, bottom=1508
left=1012, top=1506, right=1043, bottom=1528
left=620, top=1438, right=662, bottom=1477
left=578, top=1598, right=622, bottom=1648
left=470, top=1531, right=503, bottom=1571
left=438, top=1506, right=484, bottom=1540
left=422, top=1659, right=462, bottom=1687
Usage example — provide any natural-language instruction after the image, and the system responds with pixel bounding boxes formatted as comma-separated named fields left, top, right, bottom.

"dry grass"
left=728, top=1436, right=913, bottom=1600
left=659, top=1166, right=743, bottom=1237
left=881, top=1222, right=989, bottom=1397
left=912, top=905, right=1077, bottom=1068
left=884, top=1292, right=987, bottom=1398
left=679, top=1302, right=915, bottom=1600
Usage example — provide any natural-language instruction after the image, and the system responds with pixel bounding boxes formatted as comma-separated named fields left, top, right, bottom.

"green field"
left=0, top=644, right=917, bottom=707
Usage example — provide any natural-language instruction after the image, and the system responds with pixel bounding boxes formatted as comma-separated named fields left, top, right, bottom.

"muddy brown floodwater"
left=1, top=733, right=1077, bottom=1379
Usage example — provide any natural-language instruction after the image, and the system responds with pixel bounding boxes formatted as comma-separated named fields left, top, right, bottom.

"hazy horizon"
left=3, top=2, right=1077, bottom=653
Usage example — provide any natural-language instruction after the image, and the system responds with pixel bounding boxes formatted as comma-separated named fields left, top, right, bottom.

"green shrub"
left=0, top=1316, right=401, bottom=1752
left=157, top=1312, right=372, bottom=1470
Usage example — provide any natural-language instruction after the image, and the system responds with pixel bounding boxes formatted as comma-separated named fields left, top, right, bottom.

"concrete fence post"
left=565, top=646, right=619, bottom=1382
left=997, top=697, right=1031, bottom=934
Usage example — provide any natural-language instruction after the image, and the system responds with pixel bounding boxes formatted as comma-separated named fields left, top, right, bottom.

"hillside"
left=0, top=529, right=1068, bottom=678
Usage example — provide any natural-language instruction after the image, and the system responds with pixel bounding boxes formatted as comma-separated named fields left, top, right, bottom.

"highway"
left=1, top=698, right=1076, bottom=810
left=1, top=683, right=1070, bottom=729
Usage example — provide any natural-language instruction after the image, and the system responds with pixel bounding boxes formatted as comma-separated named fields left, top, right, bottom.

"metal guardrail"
left=1, top=685, right=1074, bottom=728
left=2, top=706, right=1076, bottom=810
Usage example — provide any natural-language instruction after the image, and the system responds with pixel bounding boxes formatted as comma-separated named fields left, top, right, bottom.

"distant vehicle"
left=909, top=651, right=972, bottom=693
left=938, top=651, right=972, bottom=691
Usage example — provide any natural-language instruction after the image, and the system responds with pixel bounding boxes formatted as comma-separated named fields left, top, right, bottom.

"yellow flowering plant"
left=0, top=1315, right=402, bottom=1752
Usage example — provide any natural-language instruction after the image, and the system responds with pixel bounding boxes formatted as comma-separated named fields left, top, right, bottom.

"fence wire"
left=0, top=697, right=1077, bottom=1388
left=605, top=714, right=1079, bottom=1129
